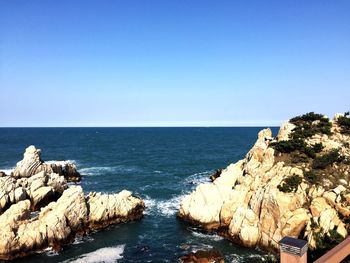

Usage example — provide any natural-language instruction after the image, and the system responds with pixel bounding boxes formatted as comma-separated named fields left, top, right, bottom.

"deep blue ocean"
left=0, top=127, right=278, bottom=263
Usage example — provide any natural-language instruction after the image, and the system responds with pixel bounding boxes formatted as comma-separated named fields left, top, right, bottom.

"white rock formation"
left=0, top=146, right=144, bottom=260
left=179, top=114, right=350, bottom=250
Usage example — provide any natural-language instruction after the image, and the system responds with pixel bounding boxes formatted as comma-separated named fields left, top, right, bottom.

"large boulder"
left=0, top=186, right=144, bottom=260
left=12, top=146, right=81, bottom=182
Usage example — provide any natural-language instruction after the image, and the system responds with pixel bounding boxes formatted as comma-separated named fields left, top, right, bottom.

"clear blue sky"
left=0, top=1, right=349, bottom=127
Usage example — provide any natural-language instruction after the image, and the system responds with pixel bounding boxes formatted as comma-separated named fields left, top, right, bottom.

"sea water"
left=0, top=127, right=278, bottom=262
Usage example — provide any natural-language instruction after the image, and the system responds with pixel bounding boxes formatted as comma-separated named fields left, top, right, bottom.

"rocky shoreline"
left=0, top=146, right=144, bottom=260
left=178, top=112, right=350, bottom=257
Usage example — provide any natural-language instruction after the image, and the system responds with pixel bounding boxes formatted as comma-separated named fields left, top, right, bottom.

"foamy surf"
left=184, top=171, right=211, bottom=187
left=40, top=247, right=59, bottom=257
left=190, top=229, right=224, bottom=241
left=45, top=160, right=77, bottom=165
left=144, top=195, right=185, bottom=217
left=80, top=165, right=141, bottom=176
left=63, top=245, right=125, bottom=263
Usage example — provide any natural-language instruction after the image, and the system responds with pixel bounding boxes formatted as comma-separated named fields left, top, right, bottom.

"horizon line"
left=0, top=125, right=281, bottom=128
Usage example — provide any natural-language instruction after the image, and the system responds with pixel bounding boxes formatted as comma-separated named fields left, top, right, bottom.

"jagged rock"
left=87, top=190, right=145, bottom=229
left=0, top=186, right=144, bottom=260
left=180, top=249, right=224, bottom=263
left=0, top=147, right=144, bottom=260
left=0, top=170, right=67, bottom=213
left=31, top=186, right=55, bottom=210
left=12, top=146, right=81, bottom=182
left=178, top=113, right=350, bottom=252
left=277, top=122, right=295, bottom=141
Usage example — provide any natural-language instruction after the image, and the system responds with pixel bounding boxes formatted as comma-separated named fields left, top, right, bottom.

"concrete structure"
left=279, top=237, right=308, bottom=263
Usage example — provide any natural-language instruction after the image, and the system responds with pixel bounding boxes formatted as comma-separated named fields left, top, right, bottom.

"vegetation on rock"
left=312, top=149, right=342, bottom=169
left=277, top=175, right=302, bottom=193
left=337, top=112, right=350, bottom=134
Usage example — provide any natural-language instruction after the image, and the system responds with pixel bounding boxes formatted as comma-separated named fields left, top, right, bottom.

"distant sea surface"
left=0, top=127, right=278, bottom=263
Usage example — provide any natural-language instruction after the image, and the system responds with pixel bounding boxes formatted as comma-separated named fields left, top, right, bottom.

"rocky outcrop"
left=180, top=249, right=225, bottom=263
left=12, top=145, right=81, bottom=182
left=178, top=112, right=350, bottom=252
left=0, top=146, right=144, bottom=260
left=0, top=170, right=67, bottom=212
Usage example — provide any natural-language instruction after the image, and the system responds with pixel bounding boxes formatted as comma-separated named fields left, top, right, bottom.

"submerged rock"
left=0, top=146, right=144, bottom=260
left=178, top=112, right=350, bottom=252
left=180, top=249, right=224, bottom=263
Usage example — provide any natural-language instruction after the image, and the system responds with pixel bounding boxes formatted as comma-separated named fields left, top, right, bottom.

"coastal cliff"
left=0, top=146, right=144, bottom=260
left=178, top=112, right=350, bottom=255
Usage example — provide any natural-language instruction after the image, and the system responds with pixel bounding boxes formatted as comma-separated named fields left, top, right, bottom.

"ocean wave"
left=190, top=230, right=224, bottom=241
left=63, top=245, right=125, bottom=263
left=79, top=165, right=141, bottom=176
left=228, top=253, right=265, bottom=263
left=144, top=195, right=185, bottom=217
left=45, top=160, right=77, bottom=165
left=40, top=247, right=59, bottom=257
left=72, top=235, right=94, bottom=245
left=184, top=171, right=212, bottom=187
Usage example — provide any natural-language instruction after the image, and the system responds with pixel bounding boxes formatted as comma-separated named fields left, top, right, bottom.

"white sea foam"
left=41, top=247, right=59, bottom=257
left=45, top=160, right=77, bottom=165
left=63, top=245, right=125, bottom=263
left=190, top=230, right=224, bottom=241
left=72, top=235, right=94, bottom=245
left=144, top=195, right=185, bottom=217
left=188, top=243, right=214, bottom=253
left=80, top=165, right=140, bottom=176
left=184, top=171, right=211, bottom=187
left=227, top=253, right=265, bottom=263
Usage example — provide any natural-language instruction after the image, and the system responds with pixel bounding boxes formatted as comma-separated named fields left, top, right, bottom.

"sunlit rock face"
left=179, top=112, right=350, bottom=251
left=0, top=146, right=145, bottom=260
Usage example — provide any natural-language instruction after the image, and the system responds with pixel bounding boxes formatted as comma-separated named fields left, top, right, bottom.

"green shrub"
left=337, top=112, right=350, bottom=134
left=270, top=139, right=305, bottom=153
left=290, top=112, right=326, bottom=124
left=304, top=171, right=318, bottom=184
left=304, top=146, right=316, bottom=158
left=312, top=143, right=324, bottom=153
left=289, top=112, right=332, bottom=139
left=278, top=175, right=302, bottom=193
left=291, top=153, right=309, bottom=163
left=310, top=228, right=345, bottom=261
left=271, top=140, right=323, bottom=160
left=312, top=149, right=341, bottom=169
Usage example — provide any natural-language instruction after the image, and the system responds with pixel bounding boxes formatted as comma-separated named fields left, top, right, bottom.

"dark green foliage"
left=304, top=171, right=318, bottom=184
left=337, top=112, right=350, bottom=134
left=271, top=140, right=324, bottom=160
left=315, top=229, right=344, bottom=249
left=277, top=175, right=302, bottom=193
left=303, top=146, right=316, bottom=158
left=309, top=228, right=345, bottom=262
left=290, top=112, right=325, bottom=124
left=289, top=112, right=332, bottom=140
left=312, top=143, right=324, bottom=153
left=312, top=149, right=342, bottom=169
left=270, top=139, right=305, bottom=153
left=291, top=153, right=309, bottom=163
